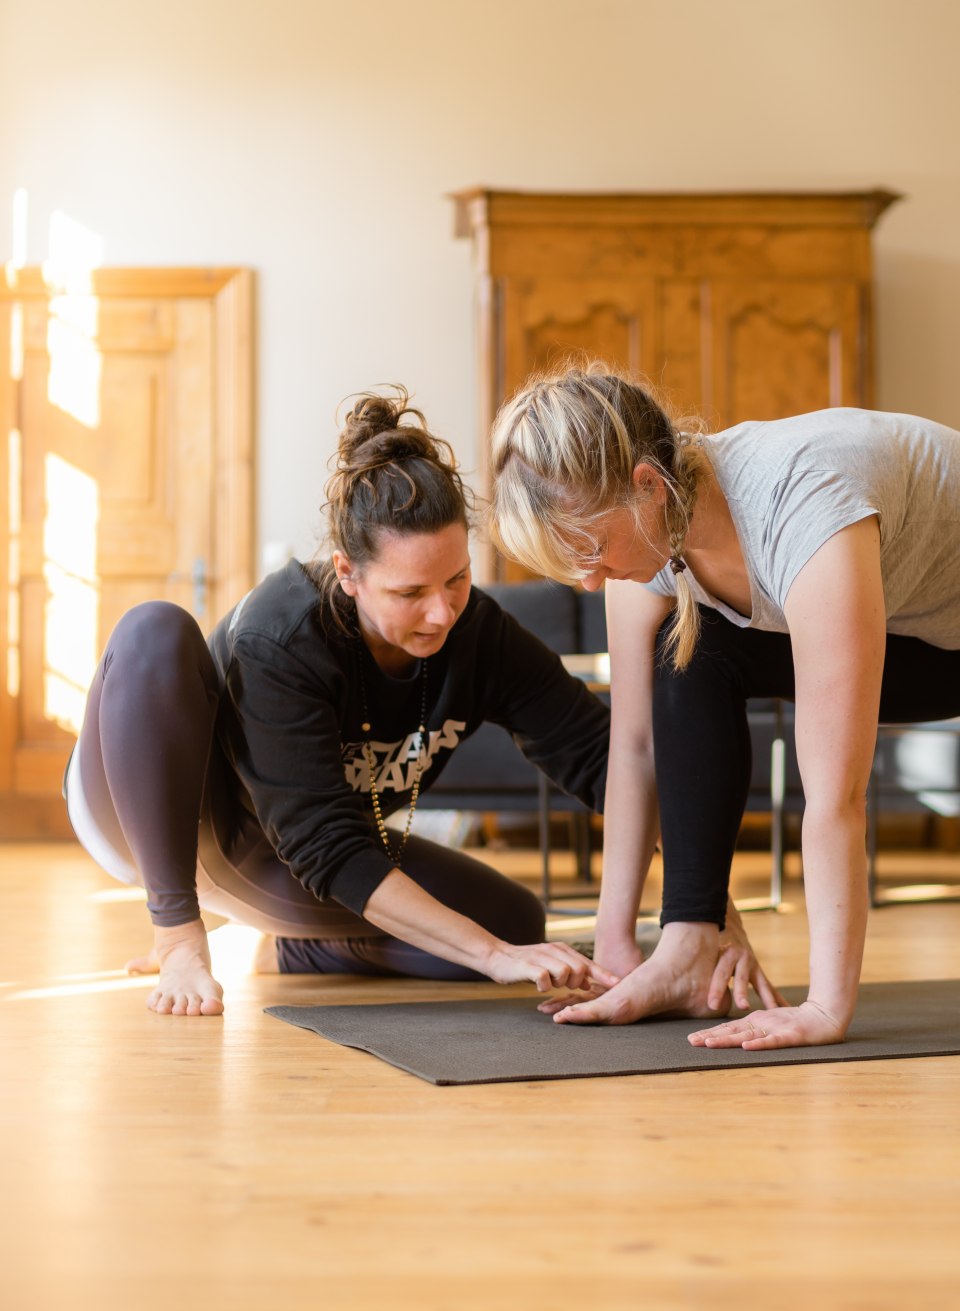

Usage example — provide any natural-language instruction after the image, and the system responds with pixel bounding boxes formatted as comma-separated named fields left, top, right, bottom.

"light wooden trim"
left=1, top=266, right=247, bottom=300
left=451, top=188, right=903, bottom=237
left=0, top=303, right=15, bottom=792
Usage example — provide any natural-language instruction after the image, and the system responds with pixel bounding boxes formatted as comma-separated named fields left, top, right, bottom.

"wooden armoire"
left=451, top=188, right=900, bottom=581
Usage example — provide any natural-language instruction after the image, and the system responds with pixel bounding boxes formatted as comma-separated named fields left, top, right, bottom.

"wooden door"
left=0, top=268, right=254, bottom=837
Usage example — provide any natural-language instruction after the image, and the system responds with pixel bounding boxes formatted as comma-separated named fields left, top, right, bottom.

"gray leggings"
left=66, top=601, right=545, bottom=979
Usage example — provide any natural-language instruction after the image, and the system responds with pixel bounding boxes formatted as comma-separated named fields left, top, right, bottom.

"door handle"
left=167, top=557, right=208, bottom=618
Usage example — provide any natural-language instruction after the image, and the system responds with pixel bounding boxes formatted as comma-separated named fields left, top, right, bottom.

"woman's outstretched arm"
left=362, top=871, right=619, bottom=992
left=590, top=582, right=672, bottom=977
left=690, top=515, right=885, bottom=1050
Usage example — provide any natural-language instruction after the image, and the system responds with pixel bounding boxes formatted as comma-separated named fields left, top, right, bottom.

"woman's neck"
left=358, top=625, right=418, bottom=679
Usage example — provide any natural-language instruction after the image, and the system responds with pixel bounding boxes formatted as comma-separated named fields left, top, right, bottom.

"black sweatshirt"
left=207, top=560, right=610, bottom=916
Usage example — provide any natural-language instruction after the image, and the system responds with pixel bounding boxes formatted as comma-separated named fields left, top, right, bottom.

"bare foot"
left=145, top=920, right=224, bottom=1017
left=553, top=922, right=731, bottom=1026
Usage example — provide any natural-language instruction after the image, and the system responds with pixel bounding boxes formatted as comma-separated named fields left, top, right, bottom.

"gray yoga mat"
left=265, top=978, right=960, bottom=1085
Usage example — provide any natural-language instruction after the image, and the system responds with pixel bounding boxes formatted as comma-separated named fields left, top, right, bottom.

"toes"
left=200, top=996, right=225, bottom=1016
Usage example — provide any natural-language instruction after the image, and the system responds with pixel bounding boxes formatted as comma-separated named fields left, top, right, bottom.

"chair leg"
left=867, top=767, right=879, bottom=907
left=571, top=813, right=592, bottom=883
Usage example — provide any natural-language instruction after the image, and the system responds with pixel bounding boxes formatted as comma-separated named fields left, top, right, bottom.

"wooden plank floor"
left=3, top=842, right=960, bottom=1311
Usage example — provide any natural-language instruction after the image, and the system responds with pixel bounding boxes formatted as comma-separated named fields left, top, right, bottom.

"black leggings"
left=654, top=608, right=960, bottom=927
left=66, top=602, right=544, bottom=979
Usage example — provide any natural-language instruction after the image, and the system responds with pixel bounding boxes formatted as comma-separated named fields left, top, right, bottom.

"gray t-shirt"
left=644, top=407, right=960, bottom=649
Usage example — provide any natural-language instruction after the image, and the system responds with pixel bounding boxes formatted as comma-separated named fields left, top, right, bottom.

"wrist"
left=805, top=992, right=855, bottom=1032
left=469, top=929, right=507, bottom=978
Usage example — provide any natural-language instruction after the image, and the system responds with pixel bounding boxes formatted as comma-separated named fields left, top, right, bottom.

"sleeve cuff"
left=322, top=845, right=398, bottom=917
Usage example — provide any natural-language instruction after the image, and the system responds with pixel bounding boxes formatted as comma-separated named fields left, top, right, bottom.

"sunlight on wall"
left=5, top=192, right=27, bottom=701
left=4, top=187, right=28, bottom=283
left=44, top=209, right=104, bottom=290
left=47, top=294, right=102, bottom=430
left=45, top=210, right=104, bottom=430
left=43, top=454, right=99, bottom=733
left=6, top=429, right=21, bottom=700
left=37, top=208, right=106, bottom=734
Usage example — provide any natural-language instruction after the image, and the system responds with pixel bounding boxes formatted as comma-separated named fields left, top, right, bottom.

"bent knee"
left=105, top=602, right=216, bottom=690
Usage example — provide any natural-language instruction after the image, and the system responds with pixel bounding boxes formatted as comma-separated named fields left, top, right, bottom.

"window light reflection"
left=43, top=454, right=99, bottom=734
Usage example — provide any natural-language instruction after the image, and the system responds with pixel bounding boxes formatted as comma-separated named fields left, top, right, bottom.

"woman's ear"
left=631, top=462, right=667, bottom=504
left=332, top=550, right=358, bottom=597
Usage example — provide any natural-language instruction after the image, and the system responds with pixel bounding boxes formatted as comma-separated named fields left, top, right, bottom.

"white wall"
left=2, top=0, right=959, bottom=570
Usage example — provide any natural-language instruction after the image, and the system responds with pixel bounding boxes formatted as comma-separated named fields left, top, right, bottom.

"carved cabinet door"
left=707, top=280, right=866, bottom=426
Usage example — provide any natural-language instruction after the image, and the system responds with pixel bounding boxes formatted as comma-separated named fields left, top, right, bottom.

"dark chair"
left=867, top=721, right=960, bottom=905
left=745, top=707, right=960, bottom=907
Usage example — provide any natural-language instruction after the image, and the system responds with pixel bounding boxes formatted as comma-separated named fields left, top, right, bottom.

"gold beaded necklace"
left=356, top=645, right=429, bottom=865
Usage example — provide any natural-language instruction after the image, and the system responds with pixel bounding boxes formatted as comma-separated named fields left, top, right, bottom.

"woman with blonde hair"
left=491, top=364, right=960, bottom=1050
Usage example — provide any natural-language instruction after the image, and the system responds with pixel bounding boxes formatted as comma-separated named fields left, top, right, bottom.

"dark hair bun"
left=339, top=388, right=428, bottom=465
left=314, top=384, right=473, bottom=633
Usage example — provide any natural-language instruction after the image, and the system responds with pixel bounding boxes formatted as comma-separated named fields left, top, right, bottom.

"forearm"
left=801, top=802, right=870, bottom=1029
left=362, top=869, right=501, bottom=975
left=594, top=746, right=660, bottom=949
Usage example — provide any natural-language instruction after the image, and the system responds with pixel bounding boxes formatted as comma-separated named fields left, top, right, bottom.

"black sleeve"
left=221, top=632, right=395, bottom=915
left=482, top=608, right=610, bottom=812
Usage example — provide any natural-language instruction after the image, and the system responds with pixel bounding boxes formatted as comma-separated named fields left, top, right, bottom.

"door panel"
left=709, top=281, right=864, bottom=426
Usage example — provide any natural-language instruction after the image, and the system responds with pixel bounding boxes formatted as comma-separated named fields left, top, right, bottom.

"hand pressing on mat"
left=127, top=920, right=225, bottom=1017
left=711, top=901, right=787, bottom=1013
left=688, top=1000, right=846, bottom=1050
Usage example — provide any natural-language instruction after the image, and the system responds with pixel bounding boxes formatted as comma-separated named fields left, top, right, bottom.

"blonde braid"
left=659, top=435, right=703, bottom=671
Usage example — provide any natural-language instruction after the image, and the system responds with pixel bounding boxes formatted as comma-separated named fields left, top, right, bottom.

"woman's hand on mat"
left=711, top=907, right=787, bottom=1012
left=130, top=919, right=225, bottom=1017
left=488, top=941, right=619, bottom=993
left=687, top=1000, right=846, bottom=1050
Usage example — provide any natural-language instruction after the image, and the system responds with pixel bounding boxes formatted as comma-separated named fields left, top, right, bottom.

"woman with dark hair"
left=491, top=363, right=960, bottom=1051
left=66, top=387, right=631, bottom=1016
